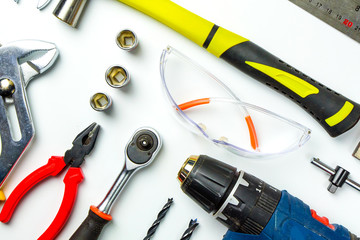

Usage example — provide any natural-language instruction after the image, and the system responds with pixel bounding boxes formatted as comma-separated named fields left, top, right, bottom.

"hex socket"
left=105, top=66, right=130, bottom=88
left=116, top=30, right=138, bottom=51
left=90, top=93, right=112, bottom=111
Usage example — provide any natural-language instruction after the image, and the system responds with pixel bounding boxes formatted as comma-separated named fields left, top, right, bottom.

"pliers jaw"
left=64, top=123, right=100, bottom=168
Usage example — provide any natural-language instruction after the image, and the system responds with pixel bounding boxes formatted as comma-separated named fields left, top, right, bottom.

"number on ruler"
left=343, top=19, right=353, bottom=27
left=356, top=5, right=360, bottom=11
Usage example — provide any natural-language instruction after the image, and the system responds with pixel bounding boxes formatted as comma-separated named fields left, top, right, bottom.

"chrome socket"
left=105, top=65, right=130, bottom=88
left=53, top=0, right=88, bottom=28
left=90, top=92, right=112, bottom=111
left=116, top=29, right=138, bottom=51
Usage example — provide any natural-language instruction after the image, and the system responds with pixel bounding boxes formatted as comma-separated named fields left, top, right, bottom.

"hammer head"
left=0, top=40, right=59, bottom=190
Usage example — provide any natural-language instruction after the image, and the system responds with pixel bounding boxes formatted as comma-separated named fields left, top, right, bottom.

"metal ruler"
left=289, top=0, right=360, bottom=43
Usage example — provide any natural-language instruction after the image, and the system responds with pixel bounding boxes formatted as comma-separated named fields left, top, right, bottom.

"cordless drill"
left=178, top=155, right=359, bottom=240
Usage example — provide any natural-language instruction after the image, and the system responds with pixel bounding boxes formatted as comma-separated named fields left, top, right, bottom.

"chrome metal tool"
left=311, top=157, right=360, bottom=193
left=70, top=127, right=162, bottom=240
left=0, top=40, right=59, bottom=197
left=53, top=0, right=89, bottom=27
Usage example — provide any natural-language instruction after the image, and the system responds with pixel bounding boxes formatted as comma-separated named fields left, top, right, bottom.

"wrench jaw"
left=0, top=40, right=59, bottom=192
left=9, top=40, right=59, bottom=86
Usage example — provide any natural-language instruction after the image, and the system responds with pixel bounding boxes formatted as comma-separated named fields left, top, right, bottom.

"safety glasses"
left=160, top=46, right=311, bottom=158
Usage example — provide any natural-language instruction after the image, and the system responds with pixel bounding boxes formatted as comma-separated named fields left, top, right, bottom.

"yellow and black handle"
left=219, top=40, right=360, bottom=137
left=116, top=0, right=360, bottom=137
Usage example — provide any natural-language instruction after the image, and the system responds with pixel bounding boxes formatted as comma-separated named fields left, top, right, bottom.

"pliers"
left=0, top=122, right=100, bottom=240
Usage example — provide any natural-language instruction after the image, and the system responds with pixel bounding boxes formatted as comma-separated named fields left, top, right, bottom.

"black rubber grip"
left=220, top=41, right=360, bottom=137
left=69, top=208, right=110, bottom=240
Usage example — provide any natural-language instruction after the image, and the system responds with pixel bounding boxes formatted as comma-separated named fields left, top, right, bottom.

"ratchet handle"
left=39, top=167, right=84, bottom=240
left=0, top=156, right=66, bottom=223
left=217, top=40, right=360, bottom=137
left=69, top=206, right=112, bottom=240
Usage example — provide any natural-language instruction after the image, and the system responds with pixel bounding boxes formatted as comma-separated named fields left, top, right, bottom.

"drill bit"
left=180, top=219, right=199, bottom=240
left=143, top=198, right=174, bottom=240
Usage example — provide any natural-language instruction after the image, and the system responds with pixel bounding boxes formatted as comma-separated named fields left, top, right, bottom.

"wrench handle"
left=69, top=206, right=112, bottom=240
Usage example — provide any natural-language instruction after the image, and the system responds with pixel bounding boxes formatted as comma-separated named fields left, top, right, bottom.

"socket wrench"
left=69, top=127, right=162, bottom=240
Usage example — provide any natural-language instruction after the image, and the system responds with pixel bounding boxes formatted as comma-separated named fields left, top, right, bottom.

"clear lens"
left=160, top=46, right=311, bottom=158
left=204, top=99, right=311, bottom=157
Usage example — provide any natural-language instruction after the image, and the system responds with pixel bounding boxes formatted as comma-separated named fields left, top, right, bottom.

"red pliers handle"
left=0, top=156, right=84, bottom=240
left=0, top=122, right=99, bottom=240
left=40, top=164, right=84, bottom=240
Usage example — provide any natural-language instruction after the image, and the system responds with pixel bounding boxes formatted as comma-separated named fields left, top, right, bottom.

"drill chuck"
left=178, top=155, right=281, bottom=234
left=179, top=155, right=359, bottom=240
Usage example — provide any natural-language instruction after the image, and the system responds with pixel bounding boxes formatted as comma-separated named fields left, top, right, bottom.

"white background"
left=0, top=0, right=360, bottom=239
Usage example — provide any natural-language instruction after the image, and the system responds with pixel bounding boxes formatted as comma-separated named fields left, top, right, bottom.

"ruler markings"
left=289, top=0, right=360, bottom=42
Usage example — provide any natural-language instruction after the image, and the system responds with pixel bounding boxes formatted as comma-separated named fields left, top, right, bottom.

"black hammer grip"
left=219, top=41, right=360, bottom=137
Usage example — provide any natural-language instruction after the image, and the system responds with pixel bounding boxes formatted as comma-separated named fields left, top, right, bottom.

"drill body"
left=178, top=155, right=359, bottom=240
left=223, top=191, right=355, bottom=240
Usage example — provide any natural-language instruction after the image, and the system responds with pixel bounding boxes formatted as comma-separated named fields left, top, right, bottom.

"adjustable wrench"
left=0, top=40, right=59, bottom=197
